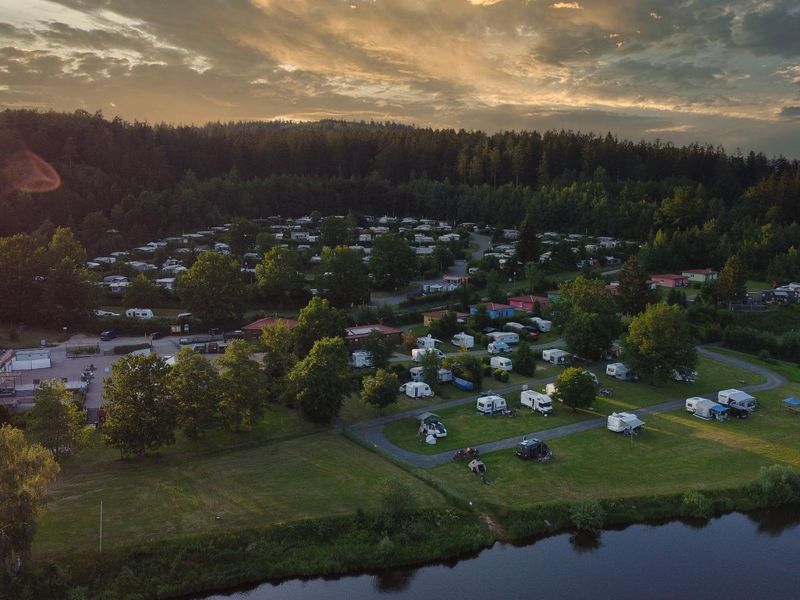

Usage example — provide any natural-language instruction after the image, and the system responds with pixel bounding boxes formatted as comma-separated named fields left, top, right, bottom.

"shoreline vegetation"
left=8, top=468, right=800, bottom=600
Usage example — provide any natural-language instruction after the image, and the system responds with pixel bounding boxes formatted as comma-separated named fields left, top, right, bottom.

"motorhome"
left=125, top=308, right=154, bottom=319
left=487, top=341, right=511, bottom=354
left=542, top=349, right=571, bottom=365
left=490, top=356, right=513, bottom=371
left=520, top=390, right=553, bottom=415
left=607, top=412, right=644, bottom=433
left=451, top=332, right=475, bottom=349
left=411, top=348, right=446, bottom=362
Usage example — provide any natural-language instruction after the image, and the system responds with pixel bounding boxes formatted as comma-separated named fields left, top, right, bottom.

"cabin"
left=344, top=324, right=403, bottom=351
left=469, top=303, right=515, bottom=319
left=242, top=316, right=299, bottom=341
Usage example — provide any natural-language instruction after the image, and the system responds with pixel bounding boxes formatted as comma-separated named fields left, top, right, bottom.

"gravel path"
left=346, top=346, right=788, bottom=468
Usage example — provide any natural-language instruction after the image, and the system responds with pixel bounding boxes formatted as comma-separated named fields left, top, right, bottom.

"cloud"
left=780, top=106, right=800, bottom=119
left=0, top=0, right=796, bottom=157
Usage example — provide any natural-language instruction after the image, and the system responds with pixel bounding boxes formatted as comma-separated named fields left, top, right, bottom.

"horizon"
left=1, top=0, right=799, bottom=158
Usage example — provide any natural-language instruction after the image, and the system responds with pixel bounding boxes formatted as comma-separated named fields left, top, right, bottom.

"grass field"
left=0, top=323, right=72, bottom=349
left=428, top=384, right=800, bottom=508
left=707, top=347, right=800, bottom=383
left=34, top=407, right=445, bottom=558
left=383, top=357, right=765, bottom=454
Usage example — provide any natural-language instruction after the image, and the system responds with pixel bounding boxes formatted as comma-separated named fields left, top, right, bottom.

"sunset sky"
left=1, top=0, right=799, bottom=156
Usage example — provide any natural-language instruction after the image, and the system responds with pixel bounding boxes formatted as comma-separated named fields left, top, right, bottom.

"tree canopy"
left=289, top=336, right=351, bottom=423
left=176, top=251, right=246, bottom=326
left=26, top=380, right=87, bottom=460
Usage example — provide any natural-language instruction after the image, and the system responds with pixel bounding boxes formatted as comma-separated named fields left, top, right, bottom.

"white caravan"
left=490, top=356, right=513, bottom=371
left=607, top=412, right=644, bottom=433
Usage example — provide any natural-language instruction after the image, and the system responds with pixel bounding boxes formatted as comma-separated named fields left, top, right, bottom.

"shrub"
left=757, top=349, right=773, bottom=363
left=569, top=499, right=605, bottom=532
left=680, top=490, right=713, bottom=519
left=753, top=465, right=800, bottom=505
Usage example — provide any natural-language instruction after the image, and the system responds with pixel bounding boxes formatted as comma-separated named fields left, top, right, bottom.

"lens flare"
left=2, top=150, right=61, bottom=193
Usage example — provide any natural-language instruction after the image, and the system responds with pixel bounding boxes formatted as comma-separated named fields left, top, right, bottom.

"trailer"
left=351, top=351, right=373, bottom=368
left=476, top=393, right=508, bottom=415
left=487, top=341, right=511, bottom=354
left=718, top=389, right=756, bottom=411
left=686, top=397, right=728, bottom=421
left=400, top=381, right=434, bottom=398
left=416, top=335, right=441, bottom=349
left=520, top=390, right=553, bottom=415
left=411, top=347, right=446, bottom=362
left=451, top=332, right=475, bottom=349
left=409, top=366, right=452, bottom=383
left=607, top=411, right=644, bottom=433
left=542, top=348, right=571, bottom=365
left=606, top=362, right=638, bottom=381
left=530, top=317, right=553, bottom=332
left=490, top=356, right=513, bottom=372
left=486, top=331, right=519, bottom=345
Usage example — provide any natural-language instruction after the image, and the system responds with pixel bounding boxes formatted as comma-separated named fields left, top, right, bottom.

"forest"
left=1, top=109, right=799, bottom=278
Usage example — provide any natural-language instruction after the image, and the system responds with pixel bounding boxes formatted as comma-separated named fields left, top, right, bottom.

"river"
left=204, top=506, right=800, bottom=600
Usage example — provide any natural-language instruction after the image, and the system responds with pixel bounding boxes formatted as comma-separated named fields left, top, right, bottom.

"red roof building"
left=508, top=295, right=550, bottom=312
left=344, top=323, right=403, bottom=350
left=649, top=274, right=689, bottom=288
left=242, top=316, right=299, bottom=340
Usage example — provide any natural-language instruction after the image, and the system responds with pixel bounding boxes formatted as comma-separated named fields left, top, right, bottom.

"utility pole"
left=99, top=500, right=103, bottom=553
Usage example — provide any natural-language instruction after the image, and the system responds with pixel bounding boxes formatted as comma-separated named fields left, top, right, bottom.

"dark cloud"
left=781, top=106, right=800, bottom=119
left=740, top=0, right=800, bottom=57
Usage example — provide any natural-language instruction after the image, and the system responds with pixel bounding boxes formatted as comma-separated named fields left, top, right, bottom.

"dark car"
left=151, top=331, right=164, bottom=340
left=99, top=330, right=116, bottom=341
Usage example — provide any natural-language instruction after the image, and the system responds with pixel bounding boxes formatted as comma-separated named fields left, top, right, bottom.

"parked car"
left=99, top=330, right=116, bottom=341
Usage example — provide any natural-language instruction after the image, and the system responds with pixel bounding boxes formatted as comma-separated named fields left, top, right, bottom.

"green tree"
left=226, top=217, right=259, bottom=256
left=552, top=367, right=597, bottom=411
left=419, top=349, right=442, bottom=387
left=517, top=216, right=540, bottom=264
left=616, top=255, right=656, bottom=316
left=293, top=297, right=347, bottom=356
left=176, top=251, right=246, bottom=326
left=717, top=255, right=747, bottom=308
left=289, top=336, right=351, bottom=423
left=320, top=216, right=351, bottom=247
left=102, top=353, right=175, bottom=458
left=260, top=321, right=297, bottom=404
left=361, top=368, right=399, bottom=412
left=557, top=276, right=621, bottom=360
left=168, top=347, right=222, bottom=439
left=124, top=274, right=161, bottom=309
left=217, top=340, right=267, bottom=431
left=319, top=246, right=370, bottom=307
left=0, top=234, right=44, bottom=323
left=486, top=270, right=505, bottom=303
left=443, top=353, right=483, bottom=388
left=362, top=330, right=396, bottom=369
left=255, top=247, right=305, bottom=306
left=79, top=210, right=112, bottom=255
left=0, top=425, right=59, bottom=576
left=25, top=380, right=87, bottom=460
left=40, top=257, right=98, bottom=325
left=512, top=340, right=536, bottom=377
left=47, top=227, right=87, bottom=265
left=525, top=263, right=545, bottom=294
left=469, top=304, right=490, bottom=331
left=622, top=303, right=698, bottom=384
left=370, top=233, right=416, bottom=290
left=428, top=311, right=459, bottom=340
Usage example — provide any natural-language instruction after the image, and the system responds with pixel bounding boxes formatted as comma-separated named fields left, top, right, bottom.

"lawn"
left=34, top=407, right=445, bottom=559
left=706, top=347, right=800, bottom=383
left=0, top=323, right=72, bottom=349
left=382, top=356, right=764, bottom=455
left=746, top=279, right=771, bottom=291
left=429, top=384, right=800, bottom=508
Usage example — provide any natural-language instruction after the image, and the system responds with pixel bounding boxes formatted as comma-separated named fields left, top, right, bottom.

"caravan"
left=125, top=308, right=155, bottom=319
left=400, top=382, right=434, bottom=398
left=476, top=394, right=508, bottom=415
left=606, top=362, right=638, bottom=381
left=411, top=348, right=446, bottom=362
left=520, top=390, right=553, bottom=415
left=486, top=331, right=519, bottom=345
left=451, top=332, right=475, bottom=349
left=718, top=389, right=757, bottom=411
left=409, top=366, right=453, bottom=383
left=530, top=317, right=552, bottom=333
left=607, top=412, right=644, bottom=433
left=686, top=397, right=729, bottom=421
left=542, top=349, right=571, bottom=365
left=490, top=356, right=513, bottom=371
left=416, top=335, right=441, bottom=349
left=351, top=351, right=373, bottom=368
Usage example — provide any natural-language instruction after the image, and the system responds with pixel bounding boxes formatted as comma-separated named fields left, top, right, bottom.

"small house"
left=649, top=274, right=689, bottom=288
left=344, top=324, right=403, bottom=351
left=242, top=316, right=299, bottom=341
left=509, top=295, right=550, bottom=313
left=469, top=303, right=515, bottom=319
left=682, top=268, right=719, bottom=284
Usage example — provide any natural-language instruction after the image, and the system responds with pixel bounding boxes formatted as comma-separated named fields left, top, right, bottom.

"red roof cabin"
left=649, top=274, right=689, bottom=288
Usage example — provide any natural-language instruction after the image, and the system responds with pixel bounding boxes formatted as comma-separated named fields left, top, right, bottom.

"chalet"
left=242, top=316, right=299, bottom=341
left=682, top=268, right=719, bottom=284
left=344, top=324, right=403, bottom=350
left=470, top=303, right=515, bottom=319
left=649, top=274, right=689, bottom=288
left=508, top=295, right=550, bottom=313
left=422, top=310, right=468, bottom=326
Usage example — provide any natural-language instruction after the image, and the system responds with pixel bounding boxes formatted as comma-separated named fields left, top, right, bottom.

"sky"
left=1, top=0, right=799, bottom=157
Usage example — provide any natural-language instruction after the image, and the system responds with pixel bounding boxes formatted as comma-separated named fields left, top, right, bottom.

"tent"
left=782, top=397, right=800, bottom=413
left=416, top=412, right=441, bottom=424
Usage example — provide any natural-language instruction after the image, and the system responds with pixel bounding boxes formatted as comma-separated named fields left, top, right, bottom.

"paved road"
left=346, top=346, right=788, bottom=468
left=371, top=232, right=492, bottom=306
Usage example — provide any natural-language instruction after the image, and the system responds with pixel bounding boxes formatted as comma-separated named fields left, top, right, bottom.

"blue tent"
left=782, top=397, right=800, bottom=412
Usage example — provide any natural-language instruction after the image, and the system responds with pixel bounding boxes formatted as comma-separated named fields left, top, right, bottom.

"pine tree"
left=616, top=255, right=655, bottom=316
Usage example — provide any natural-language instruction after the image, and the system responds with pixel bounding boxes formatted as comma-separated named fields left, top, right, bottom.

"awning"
left=782, top=397, right=800, bottom=408
left=710, top=404, right=729, bottom=413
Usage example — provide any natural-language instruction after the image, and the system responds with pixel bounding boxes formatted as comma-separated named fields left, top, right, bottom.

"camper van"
left=490, top=356, right=513, bottom=371
left=487, top=341, right=511, bottom=354
left=717, top=389, right=757, bottom=411
left=451, top=332, right=475, bottom=349
left=400, top=381, right=434, bottom=398
left=486, top=331, right=519, bottom=345
left=125, top=308, right=154, bottom=320
left=542, top=349, right=571, bottom=365
left=520, top=390, right=553, bottom=415
left=351, top=351, right=373, bottom=368
left=476, top=394, right=508, bottom=415
left=606, top=362, right=638, bottom=381
left=530, top=317, right=552, bottom=333
left=411, top=348, right=446, bottom=362
left=686, top=397, right=729, bottom=421
left=409, top=367, right=453, bottom=383
left=607, top=412, right=644, bottom=433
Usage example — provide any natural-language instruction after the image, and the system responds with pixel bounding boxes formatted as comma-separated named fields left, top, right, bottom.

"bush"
left=680, top=490, right=713, bottom=519
left=492, top=369, right=509, bottom=382
left=753, top=465, right=800, bottom=505
left=569, top=499, right=605, bottom=532
left=757, top=349, right=773, bottom=363
left=483, top=365, right=492, bottom=376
